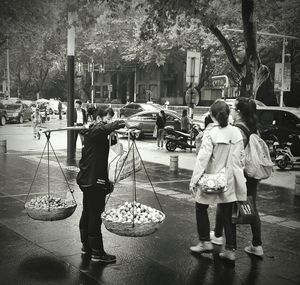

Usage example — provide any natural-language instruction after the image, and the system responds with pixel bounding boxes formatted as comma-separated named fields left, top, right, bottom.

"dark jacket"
left=74, top=108, right=87, bottom=125
left=76, top=120, right=125, bottom=188
left=156, top=116, right=166, bottom=129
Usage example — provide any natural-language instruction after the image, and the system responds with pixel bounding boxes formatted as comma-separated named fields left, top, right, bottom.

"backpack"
left=236, top=124, right=273, bottom=180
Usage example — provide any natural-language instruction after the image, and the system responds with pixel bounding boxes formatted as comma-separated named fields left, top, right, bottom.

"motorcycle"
left=164, top=124, right=200, bottom=152
left=274, top=134, right=300, bottom=170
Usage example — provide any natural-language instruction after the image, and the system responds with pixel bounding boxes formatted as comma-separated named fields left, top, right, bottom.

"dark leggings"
left=196, top=202, right=236, bottom=250
left=214, top=177, right=262, bottom=247
left=79, top=186, right=106, bottom=239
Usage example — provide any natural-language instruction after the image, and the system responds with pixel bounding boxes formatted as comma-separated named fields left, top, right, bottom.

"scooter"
left=274, top=134, right=300, bottom=169
left=164, top=125, right=199, bottom=152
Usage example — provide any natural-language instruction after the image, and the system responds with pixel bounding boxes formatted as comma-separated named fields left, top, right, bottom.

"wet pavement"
left=0, top=149, right=300, bottom=285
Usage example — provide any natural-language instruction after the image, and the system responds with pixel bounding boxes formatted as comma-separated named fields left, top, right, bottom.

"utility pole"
left=67, top=11, right=76, bottom=163
left=6, top=38, right=10, bottom=99
left=91, top=57, right=94, bottom=104
left=280, top=38, right=288, bottom=107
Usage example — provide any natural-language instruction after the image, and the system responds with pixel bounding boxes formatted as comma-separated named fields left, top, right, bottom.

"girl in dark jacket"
left=77, top=108, right=125, bottom=263
left=211, top=98, right=263, bottom=257
left=156, top=110, right=166, bottom=149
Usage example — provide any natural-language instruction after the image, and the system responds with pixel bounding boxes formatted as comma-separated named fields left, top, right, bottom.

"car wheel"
left=0, top=116, right=6, bottom=126
left=19, top=116, right=24, bottom=124
left=166, top=141, right=176, bottom=152
left=276, top=157, right=289, bottom=170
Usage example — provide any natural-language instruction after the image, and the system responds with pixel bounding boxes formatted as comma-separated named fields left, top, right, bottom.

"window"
left=166, top=114, right=176, bottom=122
left=139, top=113, right=157, bottom=121
left=259, top=111, right=275, bottom=126
left=282, top=111, right=300, bottom=129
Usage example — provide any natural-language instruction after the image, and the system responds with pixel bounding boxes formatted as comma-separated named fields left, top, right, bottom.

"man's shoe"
left=210, top=231, right=223, bottom=245
left=190, top=241, right=213, bottom=254
left=81, top=242, right=91, bottom=255
left=91, top=251, right=116, bottom=263
left=244, top=242, right=264, bottom=257
left=219, top=249, right=236, bottom=261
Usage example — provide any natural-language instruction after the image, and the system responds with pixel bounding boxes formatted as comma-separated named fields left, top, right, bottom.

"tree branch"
left=208, top=25, right=243, bottom=74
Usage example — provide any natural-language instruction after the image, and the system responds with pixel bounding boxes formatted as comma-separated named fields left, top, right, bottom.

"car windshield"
left=6, top=104, right=21, bottom=110
left=143, top=104, right=158, bottom=111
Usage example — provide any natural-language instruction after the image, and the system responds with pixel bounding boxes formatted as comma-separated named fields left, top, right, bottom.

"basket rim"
left=25, top=201, right=77, bottom=211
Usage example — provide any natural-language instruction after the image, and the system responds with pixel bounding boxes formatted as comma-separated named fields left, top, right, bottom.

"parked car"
left=199, top=99, right=266, bottom=129
left=120, top=103, right=161, bottom=118
left=5, top=103, right=32, bottom=123
left=48, top=100, right=67, bottom=115
left=257, top=106, right=300, bottom=144
left=125, top=110, right=181, bottom=138
left=0, top=102, right=8, bottom=126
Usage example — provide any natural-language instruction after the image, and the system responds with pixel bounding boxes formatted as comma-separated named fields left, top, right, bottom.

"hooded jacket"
left=191, top=123, right=247, bottom=204
left=76, top=120, right=125, bottom=188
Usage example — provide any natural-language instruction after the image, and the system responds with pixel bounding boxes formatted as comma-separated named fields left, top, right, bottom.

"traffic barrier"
left=295, top=175, right=300, bottom=197
left=0, top=140, right=7, bottom=154
left=170, top=155, right=178, bottom=173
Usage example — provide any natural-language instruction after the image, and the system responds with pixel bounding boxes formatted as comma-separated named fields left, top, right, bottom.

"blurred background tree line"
left=0, top=0, right=299, bottom=106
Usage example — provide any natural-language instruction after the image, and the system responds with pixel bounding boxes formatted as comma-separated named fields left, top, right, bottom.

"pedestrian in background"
left=31, top=108, right=42, bottom=138
left=58, top=98, right=62, bottom=120
left=74, top=100, right=87, bottom=149
left=181, top=109, right=190, bottom=133
left=77, top=108, right=125, bottom=263
left=189, top=100, right=247, bottom=261
left=156, top=110, right=166, bottom=149
left=233, top=97, right=263, bottom=256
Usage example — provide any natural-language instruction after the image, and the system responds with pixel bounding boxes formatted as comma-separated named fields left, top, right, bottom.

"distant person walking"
left=58, top=98, right=62, bottom=120
left=156, top=110, right=166, bottom=149
left=31, top=108, right=42, bottom=139
left=74, top=100, right=87, bottom=149
left=181, top=110, right=190, bottom=133
left=189, top=100, right=247, bottom=261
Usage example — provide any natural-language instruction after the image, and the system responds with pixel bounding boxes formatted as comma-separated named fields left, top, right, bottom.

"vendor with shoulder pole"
left=76, top=107, right=125, bottom=263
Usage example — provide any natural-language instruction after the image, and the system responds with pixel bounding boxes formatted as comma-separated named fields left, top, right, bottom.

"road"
left=0, top=116, right=300, bottom=284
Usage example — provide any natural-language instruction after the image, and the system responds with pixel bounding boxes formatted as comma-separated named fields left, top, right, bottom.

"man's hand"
left=189, top=183, right=197, bottom=197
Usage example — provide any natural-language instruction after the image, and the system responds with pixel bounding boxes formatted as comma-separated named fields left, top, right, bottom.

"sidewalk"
left=0, top=151, right=300, bottom=284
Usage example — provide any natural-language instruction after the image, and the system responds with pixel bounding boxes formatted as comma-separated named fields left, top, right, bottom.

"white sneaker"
left=190, top=241, right=213, bottom=253
left=219, top=249, right=236, bottom=261
left=244, top=242, right=264, bottom=257
left=210, top=231, right=223, bottom=245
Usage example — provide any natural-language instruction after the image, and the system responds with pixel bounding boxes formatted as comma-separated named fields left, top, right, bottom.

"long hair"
left=210, top=100, right=229, bottom=128
left=235, top=97, right=258, bottom=133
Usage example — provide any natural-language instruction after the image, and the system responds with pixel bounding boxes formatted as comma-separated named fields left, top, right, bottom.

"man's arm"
left=89, top=120, right=125, bottom=138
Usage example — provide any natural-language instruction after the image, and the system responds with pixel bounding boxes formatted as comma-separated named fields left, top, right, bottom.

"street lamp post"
left=280, top=38, right=288, bottom=107
left=67, top=11, right=76, bottom=163
left=6, top=38, right=10, bottom=99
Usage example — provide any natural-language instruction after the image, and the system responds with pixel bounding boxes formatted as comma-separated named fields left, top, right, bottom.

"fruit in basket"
left=26, top=195, right=73, bottom=209
left=102, top=202, right=164, bottom=224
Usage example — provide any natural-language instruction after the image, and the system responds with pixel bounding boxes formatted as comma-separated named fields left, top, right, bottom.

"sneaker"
left=219, top=249, right=236, bottom=261
left=190, top=241, right=213, bottom=254
left=244, top=242, right=264, bottom=257
left=81, top=242, right=91, bottom=255
left=91, top=251, right=116, bottom=263
left=210, top=231, right=223, bottom=245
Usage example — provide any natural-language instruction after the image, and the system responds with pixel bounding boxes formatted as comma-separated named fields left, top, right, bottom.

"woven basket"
left=103, top=212, right=165, bottom=237
left=25, top=201, right=77, bottom=221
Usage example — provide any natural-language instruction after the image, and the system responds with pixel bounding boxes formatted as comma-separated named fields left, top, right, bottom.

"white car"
left=48, top=100, right=67, bottom=115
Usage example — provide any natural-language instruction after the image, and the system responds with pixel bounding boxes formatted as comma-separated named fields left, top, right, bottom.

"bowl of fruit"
left=25, top=195, right=77, bottom=221
left=102, top=201, right=165, bottom=237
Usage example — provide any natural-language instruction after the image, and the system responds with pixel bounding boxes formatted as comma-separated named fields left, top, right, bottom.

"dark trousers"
left=79, top=186, right=106, bottom=252
left=196, top=202, right=236, bottom=250
left=214, top=177, right=262, bottom=247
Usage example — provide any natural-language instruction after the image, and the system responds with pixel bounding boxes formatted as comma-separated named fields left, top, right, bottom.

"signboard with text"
left=186, top=51, right=201, bottom=86
left=274, top=63, right=291, bottom=92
